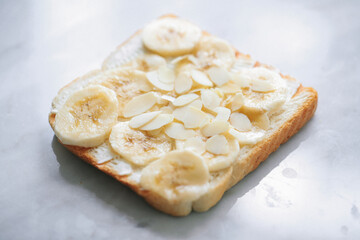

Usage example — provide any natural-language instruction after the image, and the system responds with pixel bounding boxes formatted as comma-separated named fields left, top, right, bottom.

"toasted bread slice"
left=49, top=15, right=318, bottom=216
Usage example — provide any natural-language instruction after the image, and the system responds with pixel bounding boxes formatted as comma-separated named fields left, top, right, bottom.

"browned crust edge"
left=48, top=15, right=318, bottom=216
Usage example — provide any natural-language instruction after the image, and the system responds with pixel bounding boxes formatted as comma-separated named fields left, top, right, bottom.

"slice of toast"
left=49, top=14, right=318, bottom=216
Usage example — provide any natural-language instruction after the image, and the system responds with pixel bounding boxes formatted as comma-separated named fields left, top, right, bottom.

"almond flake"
left=158, top=66, right=175, bottom=83
left=251, top=79, right=276, bottom=92
left=191, top=70, right=213, bottom=87
left=206, top=67, right=230, bottom=86
left=165, top=122, right=196, bottom=140
left=206, top=135, right=229, bottom=155
left=231, top=93, right=244, bottom=111
left=129, top=111, right=161, bottom=128
left=173, top=106, right=209, bottom=128
left=173, top=93, right=199, bottom=107
left=123, top=92, right=158, bottom=118
left=230, top=113, right=252, bottom=131
left=140, top=114, right=174, bottom=131
left=175, top=72, right=193, bottom=94
left=214, top=107, right=231, bottom=121
left=132, top=70, right=152, bottom=92
left=254, top=113, right=270, bottom=130
left=201, top=120, right=229, bottom=137
left=144, top=54, right=166, bottom=69
left=188, top=99, right=203, bottom=109
left=201, top=89, right=220, bottom=110
left=146, top=71, right=174, bottom=91
left=161, top=95, right=175, bottom=103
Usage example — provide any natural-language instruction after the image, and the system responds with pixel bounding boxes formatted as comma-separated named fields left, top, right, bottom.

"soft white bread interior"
left=49, top=14, right=318, bottom=216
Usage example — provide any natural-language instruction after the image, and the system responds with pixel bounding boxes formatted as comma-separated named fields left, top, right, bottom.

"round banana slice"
left=142, top=18, right=202, bottom=56
left=54, top=85, right=119, bottom=147
left=109, top=122, right=173, bottom=166
left=238, top=67, right=288, bottom=115
left=140, top=150, right=210, bottom=201
left=196, top=36, right=236, bottom=70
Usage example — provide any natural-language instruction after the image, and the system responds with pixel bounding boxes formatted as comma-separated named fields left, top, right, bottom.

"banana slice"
left=109, top=122, right=173, bottom=166
left=99, top=68, right=145, bottom=115
left=228, top=128, right=265, bottom=145
left=196, top=36, right=236, bottom=70
left=142, top=18, right=202, bottom=57
left=54, top=85, right=119, bottom=147
left=238, top=67, right=288, bottom=115
left=140, top=150, right=210, bottom=201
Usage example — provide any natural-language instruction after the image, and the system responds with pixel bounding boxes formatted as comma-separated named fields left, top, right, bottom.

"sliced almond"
left=214, top=107, right=231, bottom=121
left=254, top=113, right=270, bottom=130
left=201, top=120, right=229, bottom=137
left=206, top=135, right=229, bottom=155
left=201, top=89, right=220, bottom=110
left=129, top=111, right=161, bottom=129
left=206, top=67, right=230, bottom=86
left=165, top=122, right=196, bottom=140
left=160, top=106, right=173, bottom=114
left=175, top=72, right=193, bottom=94
left=123, top=92, right=158, bottom=118
left=160, top=95, right=175, bottom=103
left=140, top=114, right=174, bottom=131
left=132, top=70, right=153, bottom=92
left=228, top=128, right=265, bottom=145
left=173, top=106, right=209, bottom=128
left=146, top=71, right=174, bottom=91
left=188, top=99, right=203, bottom=109
left=230, top=93, right=244, bottom=111
left=230, top=113, right=252, bottom=131
left=173, top=93, right=199, bottom=107
left=251, top=79, right=276, bottom=92
left=191, top=70, right=213, bottom=87
left=158, top=66, right=175, bottom=84
left=144, top=54, right=166, bottom=69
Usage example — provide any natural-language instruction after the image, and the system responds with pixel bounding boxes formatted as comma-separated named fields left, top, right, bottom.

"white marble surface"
left=1, top=0, right=359, bottom=239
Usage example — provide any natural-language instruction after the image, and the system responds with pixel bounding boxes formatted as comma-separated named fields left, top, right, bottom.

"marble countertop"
left=1, top=0, right=359, bottom=239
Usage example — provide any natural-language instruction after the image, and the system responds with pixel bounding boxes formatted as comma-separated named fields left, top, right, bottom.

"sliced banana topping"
left=201, top=89, right=221, bottom=110
left=140, top=150, right=210, bottom=201
left=196, top=36, right=235, bottom=69
left=109, top=122, right=172, bottom=165
left=142, top=18, right=202, bottom=56
left=176, top=136, right=207, bottom=155
left=55, top=85, right=119, bottom=147
left=191, top=70, right=213, bottom=87
left=173, top=93, right=199, bottom=106
left=230, top=113, right=252, bottom=132
left=173, top=106, right=209, bottom=128
left=228, top=128, right=265, bottom=145
left=206, top=67, right=231, bottom=86
left=140, top=113, right=174, bottom=131
left=129, top=111, right=161, bottom=129
left=123, top=92, right=158, bottom=118
left=165, top=122, right=196, bottom=140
